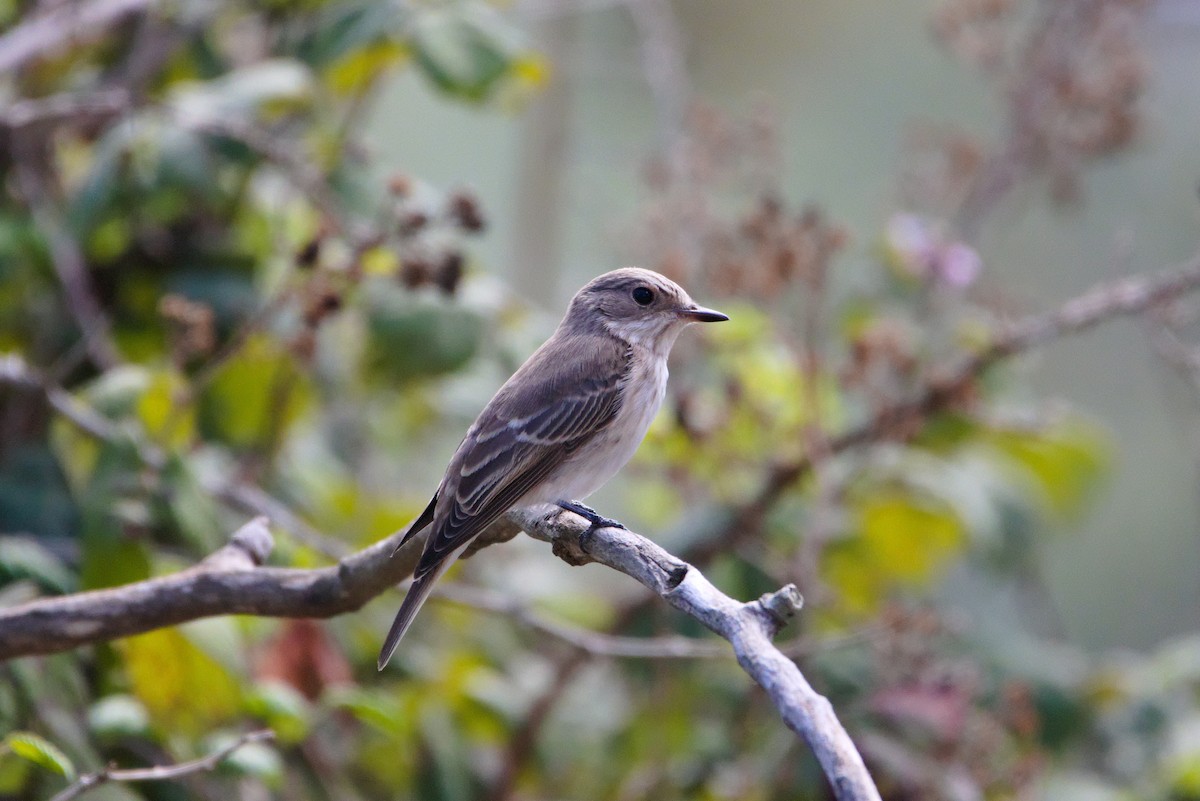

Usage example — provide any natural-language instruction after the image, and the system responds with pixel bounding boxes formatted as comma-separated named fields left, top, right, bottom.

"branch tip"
left=759, top=584, right=804, bottom=628
left=230, top=516, right=274, bottom=565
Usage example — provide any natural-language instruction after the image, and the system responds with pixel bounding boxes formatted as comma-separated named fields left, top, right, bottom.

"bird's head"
left=565, top=267, right=728, bottom=353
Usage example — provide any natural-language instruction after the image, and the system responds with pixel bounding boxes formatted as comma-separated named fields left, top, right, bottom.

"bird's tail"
left=377, top=573, right=437, bottom=670
left=376, top=541, right=468, bottom=670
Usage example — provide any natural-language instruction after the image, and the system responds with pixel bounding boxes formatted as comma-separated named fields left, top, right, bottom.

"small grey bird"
left=378, top=267, right=727, bottom=669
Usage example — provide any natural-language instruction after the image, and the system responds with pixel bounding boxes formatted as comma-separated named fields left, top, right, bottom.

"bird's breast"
left=530, top=351, right=668, bottom=503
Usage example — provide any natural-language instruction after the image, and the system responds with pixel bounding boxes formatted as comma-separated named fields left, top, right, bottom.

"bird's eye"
left=632, top=286, right=654, bottom=306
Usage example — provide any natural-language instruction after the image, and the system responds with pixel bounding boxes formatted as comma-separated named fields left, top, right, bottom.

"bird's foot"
left=556, top=499, right=626, bottom=551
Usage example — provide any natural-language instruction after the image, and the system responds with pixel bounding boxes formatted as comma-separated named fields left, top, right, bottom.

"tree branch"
left=47, top=729, right=274, bottom=801
left=0, top=89, right=130, bottom=133
left=0, top=509, right=881, bottom=799
left=510, top=506, right=881, bottom=801
left=0, top=516, right=424, bottom=659
left=434, top=581, right=869, bottom=660
left=0, top=0, right=154, bottom=74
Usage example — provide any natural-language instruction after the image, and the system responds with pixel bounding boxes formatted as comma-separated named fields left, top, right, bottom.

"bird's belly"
left=524, top=356, right=667, bottom=504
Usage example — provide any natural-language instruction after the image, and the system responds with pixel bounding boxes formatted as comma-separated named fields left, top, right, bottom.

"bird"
left=377, top=267, right=728, bottom=669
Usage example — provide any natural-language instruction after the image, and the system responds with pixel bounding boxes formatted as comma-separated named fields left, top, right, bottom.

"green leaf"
left=326, top=686, right=408, bottom=736
left=135, top=368, right=193, bottom=449
left=821, top=490, right=966, bottom=618
left=0, top=535, right=75, bottom=594
left=208, top=734, right=282, bottom=786
left=80, top=529, right=151, bottom=591
left=160, top=455, right=224, bottom=552
left=296, top=0, right=409, bottom=69
left=170, top=60, right=315, bottom=122
left=410, top=5, right=522, bottom=102
left=245, top=682, right=312, bottom=744
left=365, top=286, right=484, bottom=383
left=198, top=334, right=312, bottom=448
left=66, top=122, right=130, bottom=235
left=79, top=364, right=153, bottom=420
left=1, top=732, right=76, bottom=781
left=88, top=695, right=152, bottom=741
left=860, top=493, right=964, bottom=582
left=325, top=40, right=408, bottom=94
left=0, top=444, right=80, bottom=540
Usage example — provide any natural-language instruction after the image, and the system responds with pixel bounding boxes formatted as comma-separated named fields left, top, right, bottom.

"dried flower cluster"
left=932, top=0, right=1018, bottom=70
left=1010, top=0, right=1150, bottom=200
left=386, top=179, right=484, bottom=295
left=159, top=293, right=216, bottom=367
left=284, top=181, right=486, bottom=362
left=922, top=0, right=1150, bottom=221
left=628, top=102, right=788, bottom=296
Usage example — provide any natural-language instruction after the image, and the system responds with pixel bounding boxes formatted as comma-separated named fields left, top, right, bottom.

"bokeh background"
left=3, top=0, right=1200, bottom=799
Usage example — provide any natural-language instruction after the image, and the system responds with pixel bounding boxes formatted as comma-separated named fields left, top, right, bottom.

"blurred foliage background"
left=2, top=0, right=1200, bottom=799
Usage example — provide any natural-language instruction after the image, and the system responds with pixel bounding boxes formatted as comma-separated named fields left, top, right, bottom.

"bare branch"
left=0, top=0, right=154, bottom=74
left=434, top=582, right=871, bottom=659
left=0, top=510, right=882, bottom=798
left=48, top=729, right=274, bottom=801
left=0, top=89, right=130, bottom=133
left=0, top=516, right=424, bottom=659
left=12, top=146, right=122, bottom=370
left=510, top=505, right=881, bottom=801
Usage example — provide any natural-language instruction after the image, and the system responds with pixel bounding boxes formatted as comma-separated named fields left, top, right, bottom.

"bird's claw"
left=556, top=499, right=626, bottom=550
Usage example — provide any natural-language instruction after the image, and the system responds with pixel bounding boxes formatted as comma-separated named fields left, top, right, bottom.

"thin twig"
left=0, top=0, right=154, bottom=74
left=216, top=483, right=348, bottom=560
left=435, top=582, right=871, bottom=659
left=0, top=89, right=130, bottom=132
left=12, top=145, right=122, bottom=370
left=47, top=729, right=275, bottom=801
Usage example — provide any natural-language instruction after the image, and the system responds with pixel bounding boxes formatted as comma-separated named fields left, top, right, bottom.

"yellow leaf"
left=121, top=628, right=242, bottom=735
left=136, top=369, right=194, bottom=449
left=859, top=493, right=964, bottom=584
left=821, top=491, right=966, bottom=619
left=985, top=418, right=1110, bottom=519
left=509, top=54, right=548, bottom=88
left=820, top=542, right=881, bottom=618
left=324, top=41, right=409, bottom=94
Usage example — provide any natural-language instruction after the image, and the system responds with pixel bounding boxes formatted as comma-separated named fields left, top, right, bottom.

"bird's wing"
left=379, top=332, right=631, bottom=668
left=395, top=490, right=439, bottom=551
left=414, top=332, right=631, bottom=580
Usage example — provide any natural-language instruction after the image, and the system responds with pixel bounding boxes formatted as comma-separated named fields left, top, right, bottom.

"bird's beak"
left=677, top=304, right=729, bottom=323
